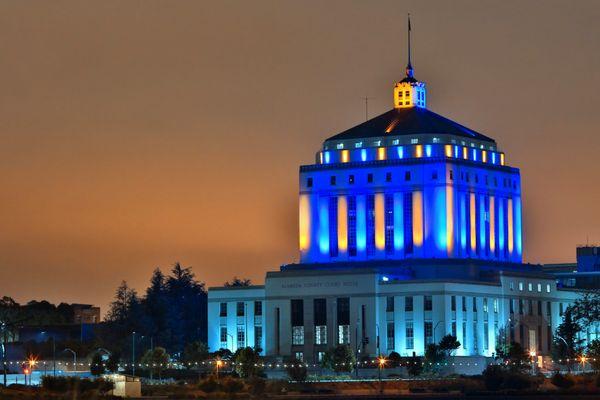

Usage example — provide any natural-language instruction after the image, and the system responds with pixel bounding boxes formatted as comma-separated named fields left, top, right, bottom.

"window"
left=405, top=171, right=411, bottom=181
left=462, top=296, right=467, bottom=312
left=546, top=301, right=551, bottom=316
left=386, top=172, right=392, bottom=182
left=528, top=282, right=533, bottom=291
left=315, top=325, right=327, bottom=345
left=519, top=282, right=524, bottom=291
left=462, top=322, right=467, bottom=350
left=424, top=321, right=433, bottom=345
left=449, top=170, right=454, bottom=180
left=537, top=301, right=542, bottom=316
left=367, top=173, right=373, bottom=183
left=473, top=297, right=477, bottom=312
left=406, top=321, right=414, bottom=349
left=220, top=326, right=228, bottom=344
left=338, top=325, right=350, bottom=344
left=237, top=325, right=245, bottom=348
left=291, top=299, right=304, bottom=326
left=254, top=326, right=263, bottom=348
left=330, top=176, right=336, bottom=185
left=451, top=296, right=456, bottom=311
left=484, top=322, right=489, bottom=350
left=493, top=298, right=499, bottom=313
left=220, top=303, right=227, bottom=317
left=451, top=321, right=457, bottom=337
left=317, top=351, right=325, bottom=362
left=510, top=299, right=515, bottom=314
left=509, top=282, right=514, bottom=291
left=349, top=174, right=354, bottom=184
left=405, top=296, right=413, bottom=312
left=528, top=300, right=533, bottom=316
left=537, top=283, right=542, bottom=293
left=292, top=326, right=304, bottom=345
left=410, top=138, right=418, bottom=144
left=559, top=303, right=564, bottom=316
left=294, top=352, right=303, bottom=361
left=236, top=302, right=245, bottom=317
left=307, top=177, right=313, bottom=188
left=483, top=298, right=488, bottom=313
left=424, top=295, right=433, bottom=311
left=519, top=299, right=524, bottom=315
left=386, top=296, right=394, bottom=312
left=387, top=322, right=395, bottom=350
left=254, top=301, right=262, bottom=316
left=473, top=322, right=478, bottom=352
left=546, top=284, right=551, bottom=293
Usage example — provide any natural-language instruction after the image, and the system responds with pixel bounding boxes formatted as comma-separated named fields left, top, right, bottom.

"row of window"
left=307, top=171, right=517, bottom=189
left=319, top=144, right=506, bottom=166
left=219, top=301, right=262, bottom=317
left=509, top=281, right=552, bottom=293
left=219, top=325, right=263, bottom=350
left=386, top=295, right=499, bottom=313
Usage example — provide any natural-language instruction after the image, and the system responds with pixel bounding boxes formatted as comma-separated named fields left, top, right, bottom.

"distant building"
left=207, top=24, right=598, bottom=370
left=544, top=246, right=600, bottom=289
left=71, top=304, right=101, bottom=324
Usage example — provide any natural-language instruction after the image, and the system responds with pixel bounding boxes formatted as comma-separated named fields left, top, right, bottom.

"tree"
left=182, top=341, right=209, bottom=367
left=402, top=354, right=423, bottom=377
left=284, top=356, right=307, bottom=382
left=552, top=308, right=584, bottom=371
left=90, top=352, right=105, bottom=376
left=140, top=347, right=170, bottom=380
left=224, top=277, right=252, bottom=287
left=569, top=291, right=600, bottom=329
left=321, top=345, right=355, bottom=373
left=438, top=334, right=461, bottom=358
left=495, top=325, right=510, bottom=360
left=105, top=281, right=138, bottom=323
left=501, top=342, right=530, bottom=373
left=232, top=347, right=262, bottom=378
left=387, top=351, right=401, bottom=368
left=105, top=351, right=120, bottom=373
left=586, top=339, right=600, bottom=370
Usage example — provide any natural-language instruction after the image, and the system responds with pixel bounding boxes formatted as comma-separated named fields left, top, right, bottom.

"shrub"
left=41, top=376, right=113, bottom=394
left=482, top=364, right=504, bottom=391
left=198, top=375, right=220, bottom=393
left=551, top=372, right=575, bottom=389
left=247, top=376, right=266, bottom=397
left=502, top=372, right=533, bottom=391
left=285, top=358, right=308, bottom=382
left=221, top=376, right=244, bottom=397
left=596, top=373, right=600, bottom=388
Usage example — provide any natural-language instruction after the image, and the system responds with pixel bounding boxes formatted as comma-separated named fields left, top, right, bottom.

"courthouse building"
left=208, top=39, right=597, bottom=368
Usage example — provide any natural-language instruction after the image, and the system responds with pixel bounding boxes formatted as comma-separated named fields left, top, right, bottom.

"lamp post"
left=63, top=348, right=77, bottom=373
left=377, top=356, right=386, bottom=394
left=132, top=331, right=136, bottom=377
left=529, top=350, right=536, bottom=375
left=215, top=359, right=223, bottom=382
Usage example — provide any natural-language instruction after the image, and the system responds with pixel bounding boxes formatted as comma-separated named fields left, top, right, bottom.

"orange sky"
left=1, top=0, right=599, bottom=315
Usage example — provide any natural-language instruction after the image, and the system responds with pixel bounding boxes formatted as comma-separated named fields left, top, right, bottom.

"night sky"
left=1, top=1, right=599, bottom=314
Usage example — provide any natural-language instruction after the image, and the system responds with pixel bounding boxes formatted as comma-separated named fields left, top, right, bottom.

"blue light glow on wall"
left=397, top=146, right=404, bottom=159
left=361, top=149, right=367, bottom=162
left=498, top=200, right=505, bottom=253
left=318, top=199, right=329, bottom=255
left=514, top=196, right=522, bottom=257
left=434, top=187, right=447, bottom=253
left=472, top=148, right=477, bottom=161
left=460, top=193, right=467, bottom=253
left=356, top=195, right=367, bottom=253
left=393, top=193, right=404, bottom=252
left=425, top=145, right=432, bottom=157
left=324, top=151, right=331, bottom=164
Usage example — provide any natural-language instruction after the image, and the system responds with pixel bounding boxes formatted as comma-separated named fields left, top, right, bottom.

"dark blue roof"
left=325, top=107, right=495, bottom=143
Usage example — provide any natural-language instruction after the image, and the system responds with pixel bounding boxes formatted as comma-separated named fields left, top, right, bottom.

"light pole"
left=226, top=333, right=234, bottom=352
left=63, top=348, right=77, bottom=373
left=377, top=356, right=386, bottom=394
left=132, top=331, right=136, bottom=377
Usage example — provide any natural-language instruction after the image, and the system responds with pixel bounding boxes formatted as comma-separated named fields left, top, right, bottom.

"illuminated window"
left=546, top=284, right=551, bottom=293
left=424, top=295, right=433, bottom=311
left=528, top=282, right=532, bottom=291
left=292, top=326, right=304, bottom=345
left=315, top=325, right=327, bottom=345
left=387, top=322, right=395, bottom=350
left=237, top=325, right=245, bottom=348
left=254, top=326, right=262, bottom=347
left=411, top=138, right=419, bottom=144
left=338, top=325, right=350, bottom=344
left=537, top=283, right=542, bottom=292
left=405, top=321, right=414, bottom=349
left=424, top=321, right=433, bottom=345
left=405, top=296, right=413, bottom=312
left=493, top=299, right=499, bottom=313
left=483, top=298, right=488, bottom=313
left=519, top=282, right=523, bottom=291
left=220, top=303, right=227, bottom=317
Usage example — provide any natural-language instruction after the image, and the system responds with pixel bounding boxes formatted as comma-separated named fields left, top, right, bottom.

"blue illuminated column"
left=356, top=194, right=367, bottom=259
left=514, top=196, right=522, bottom=261
left=433, top=185, right=447, bottom=256
left=459, top=192, right=467, bottom=256
left=393, top=193, right=404, bottom=255
left=318, top=196, right=330, bottom=257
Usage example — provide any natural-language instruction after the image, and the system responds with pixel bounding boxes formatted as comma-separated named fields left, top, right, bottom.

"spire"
left=406, top=14, right=414, bottom=78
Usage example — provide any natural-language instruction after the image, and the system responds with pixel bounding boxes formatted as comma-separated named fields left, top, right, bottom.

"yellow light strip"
left=377, top=147, right=387, bottom=161
left=415, top=145, right=423, bottom=158
left=507, top=198, right=514, bottom=254
left=299, top=194, right=311, bottom=252
left=446, top=185, right=454, bottom=255
left=341, top=150, right=349, bottom=163
left=482, top=150, right=487, bottom=163
left=375, top=193, right=385, bottom=250
left=445, top=145, right=453, bottom=158
left=463, top=147, right=468, bottom=160
left=470, top=193, right=476, bottom=253
left=413, top=191, right=423, bottom=247
left=489, top=196, right=496, bottom=254
left=337, top=196, right=348, bottom=253
left=500, top=153, right=505, bottom=166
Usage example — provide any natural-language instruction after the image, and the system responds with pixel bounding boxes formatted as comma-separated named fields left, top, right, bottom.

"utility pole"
left=132, top=331, right=136, bottom=377
left=363, top=96, right=374, bottom=121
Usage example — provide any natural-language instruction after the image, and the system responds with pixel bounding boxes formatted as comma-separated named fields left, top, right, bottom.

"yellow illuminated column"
left=413, top=191, right=424, bottom=248
left=446, top=185, right=454, bottom=256
left=470, top=193, right=476, bottom=253
left=445, top=145, right=453, bottom=158
left=375, top=193, right=385, bottom=251
left=500, top=153, right=505, bottom=166
left=377, top=147, right=387, bottom=161
left=482, top=151, right=488, bottom=163
left=299, top=194, right=311, bottom=253
left=507, top=198, right=514, bottom=255
left=415, top=145, right=423, bottom=158
left=337, top=196, right=348, bottom=254
left=341, top=150, right=349, bottom=163
left=463, top=147, right=468, bottom=160
left=489, top=196, right=496, bottom=255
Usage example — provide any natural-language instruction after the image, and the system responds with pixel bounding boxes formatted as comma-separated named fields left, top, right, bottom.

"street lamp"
left=377, top=356, right=386, bottom=394
left=529, top=350, right=536, bottom=375
left=63, top=348, right=77, bottom=373
left=132, top=331, right=136, bottom=377
left=215, top=359, right=224, bottom=382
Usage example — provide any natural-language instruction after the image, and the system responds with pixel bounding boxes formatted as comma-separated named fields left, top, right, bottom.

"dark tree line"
left=98, top=262, right=207, bottom=360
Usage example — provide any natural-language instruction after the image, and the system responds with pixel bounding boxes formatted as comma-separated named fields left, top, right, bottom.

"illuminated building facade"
left=208, top=27, right=596, bottom=372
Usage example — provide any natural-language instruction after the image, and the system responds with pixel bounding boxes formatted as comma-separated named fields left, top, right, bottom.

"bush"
left=482, top=364, right=504, bottom=391
left=503, top=372, right=533, bottom=391
left=247, top=376, right=266, bottom=397
left=596, top=373, right=600, bottom=388
left=551, top=372, right=575, bottom=389
left=285, top=358, right=308, bottom=382
left=221, top=376, right=244, bottom=397
left=198, top=375, right=220, bottom=393
left=41, top=376, right=113, bottom=394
